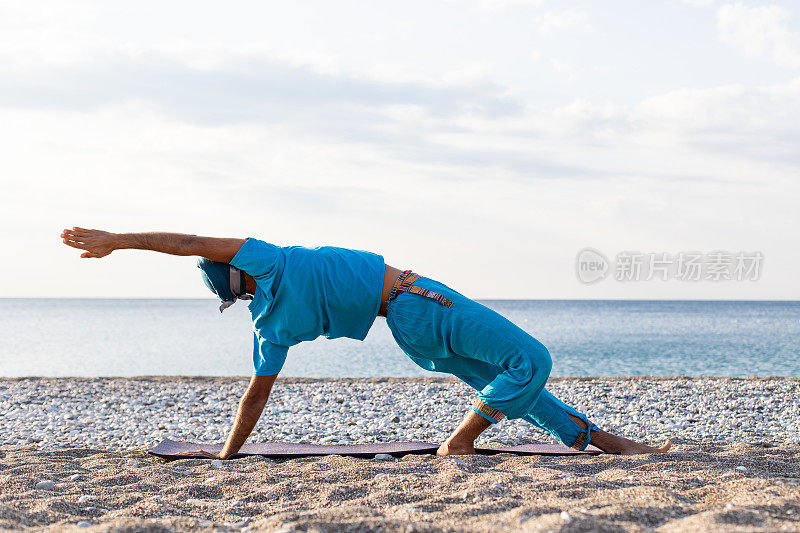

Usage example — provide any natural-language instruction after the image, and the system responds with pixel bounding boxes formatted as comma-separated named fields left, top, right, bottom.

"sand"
left=1, top=377, right=799, bottom=532
left=1, top=443, right=799, bottom=532
left=0, top=445, right=800, bottom=532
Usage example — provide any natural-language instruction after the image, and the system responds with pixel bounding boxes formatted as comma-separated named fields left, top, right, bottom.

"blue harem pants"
left=386, top=274, right=597, bottom=450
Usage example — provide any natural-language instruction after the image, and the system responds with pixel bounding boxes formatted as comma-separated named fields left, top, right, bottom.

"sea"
left=0, top=299, right=798, bottom=378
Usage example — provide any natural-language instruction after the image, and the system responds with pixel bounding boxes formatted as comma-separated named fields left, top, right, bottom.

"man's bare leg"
left=567, top=413, right=671, bottom=455
left=437, top=410, right=492, bottom=456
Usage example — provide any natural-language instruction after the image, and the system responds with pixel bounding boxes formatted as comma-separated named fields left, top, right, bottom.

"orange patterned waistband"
left=388, top=270, right=453, bottom=308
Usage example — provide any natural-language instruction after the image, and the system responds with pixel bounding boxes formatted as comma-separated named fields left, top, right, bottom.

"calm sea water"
left=0, top=299, right=798, bottom=377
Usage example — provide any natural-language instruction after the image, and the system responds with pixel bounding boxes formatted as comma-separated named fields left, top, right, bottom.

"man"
left=61, top=227, right=671, bottom=458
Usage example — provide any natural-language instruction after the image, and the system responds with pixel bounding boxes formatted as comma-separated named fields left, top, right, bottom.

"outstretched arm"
left=61, top=226, right=246, bottom=263
left=218, top=374, right=278, bottom=459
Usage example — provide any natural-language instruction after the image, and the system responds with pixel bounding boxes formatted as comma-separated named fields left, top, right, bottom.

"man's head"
left=197, top=257, right=253, bottom=312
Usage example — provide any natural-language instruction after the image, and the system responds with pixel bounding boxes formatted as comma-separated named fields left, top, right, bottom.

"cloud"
left=549, top=58, right=579, bottom=80
left=0, top=46, right=614, bottom=182
left=0, top=48, right=521, bottom=126
left=542, top=77, right=800, bottom=173
left=532, top=8, right=591, bottom=35
left=3, top=37, right=799, bottom=190
left=681, top=0, right=716, bottom=7
left=716, top=2, right=800, bottom=69
left=457, top=0, right=546, bottom=11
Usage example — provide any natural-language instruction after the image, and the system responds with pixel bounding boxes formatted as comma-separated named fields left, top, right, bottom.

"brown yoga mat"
left=149, top=438, right=601, bottom=459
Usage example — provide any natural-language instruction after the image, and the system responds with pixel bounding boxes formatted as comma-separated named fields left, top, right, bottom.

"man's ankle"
left=438, top=440, right=476, bottom=456
left=445, top=436, right=473, bottom=448
left=567, top=413, right=588, bottom=430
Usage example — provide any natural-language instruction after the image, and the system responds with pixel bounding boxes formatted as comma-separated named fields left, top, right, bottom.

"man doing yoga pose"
left=61, top=227, right=671, bottom=458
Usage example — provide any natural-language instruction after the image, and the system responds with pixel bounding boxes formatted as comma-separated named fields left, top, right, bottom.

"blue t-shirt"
left=230, top=238, right=385, bottom=375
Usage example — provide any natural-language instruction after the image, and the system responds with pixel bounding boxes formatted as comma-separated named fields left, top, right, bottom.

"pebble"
left=125, top=459, right=138, bottom=466
left=78, top=495, right=97, bottom=503
left=1, top=377, right=798, bottom=449
left=490, top=482, right=506, bottom=492
left=76, top=521, right=91, bottom=528
left=69, top=474, right=81, bottom=481
left=561, top=511, right=573, bottom=522
left=210, top=459, right=223, bottom=468
left=34, top=480, right=55, bottom=490
left=374, top=454, right=393, bottom=461
left=736, top=466, right=748, bottom=471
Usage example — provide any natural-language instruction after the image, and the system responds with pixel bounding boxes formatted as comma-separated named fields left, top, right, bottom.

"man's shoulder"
left=282, top=246, right=383, bottom=272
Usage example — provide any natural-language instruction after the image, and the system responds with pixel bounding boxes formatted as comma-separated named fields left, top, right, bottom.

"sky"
left=1, top=0, right=798, bottom=299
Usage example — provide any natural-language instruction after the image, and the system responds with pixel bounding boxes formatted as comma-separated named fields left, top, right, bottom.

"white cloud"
left=536, top=77, right=800, bottom=175
left=532, top=8, right=591, bottom=35
left=461, top=0, right=546, bottom=11
left=549, top=57, right=579, bottom=80
left=681, top=0, right=716, bottom=7
left=128, top=41, right=347, bottom=77
left=716, top=2, right=800, bottom=69
left=0, top=2, right=99, bottom=68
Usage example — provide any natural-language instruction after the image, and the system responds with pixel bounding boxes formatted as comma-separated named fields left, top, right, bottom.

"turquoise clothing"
left=230, top=238, right=384, bottom=376
left=386, top=274, right=597, bottom=450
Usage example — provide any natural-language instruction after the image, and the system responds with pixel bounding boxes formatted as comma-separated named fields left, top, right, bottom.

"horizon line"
left=1, top=297, right=798, bottom=302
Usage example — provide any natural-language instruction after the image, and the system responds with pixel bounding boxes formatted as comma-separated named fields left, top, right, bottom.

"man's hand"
left=61, top=227, right=118, bottom=258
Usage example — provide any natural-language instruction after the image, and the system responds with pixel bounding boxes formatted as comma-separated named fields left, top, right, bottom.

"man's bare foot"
left=600, top=434, right=672, bottom=455
left=436, top=440, right=475, bottom=456
left=438, top=408, right=491, bottom=456
left=567, top=413, right=671, bottom=455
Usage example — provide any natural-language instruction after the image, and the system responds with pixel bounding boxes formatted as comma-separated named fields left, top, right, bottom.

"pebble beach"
left=1, top=376, right=799, bottom=531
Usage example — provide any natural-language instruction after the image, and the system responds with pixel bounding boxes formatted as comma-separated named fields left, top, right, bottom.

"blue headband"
left=197, top=257, right=252, bottom=312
